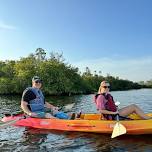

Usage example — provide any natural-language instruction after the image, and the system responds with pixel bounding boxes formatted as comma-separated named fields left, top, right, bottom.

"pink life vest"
left=94, top=93, right=117, bottom=120
left=104, top=94, right=117, bottom=112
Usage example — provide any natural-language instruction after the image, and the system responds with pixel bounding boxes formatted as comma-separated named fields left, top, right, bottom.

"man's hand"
left=28, top=112, right=37, bottom=117
left=52, top=106, right=60, bottom=115
left=53, top=106, right=60, bottom=111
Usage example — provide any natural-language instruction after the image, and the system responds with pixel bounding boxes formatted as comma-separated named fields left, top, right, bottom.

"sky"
left=0, top=0, right=152, bottom=82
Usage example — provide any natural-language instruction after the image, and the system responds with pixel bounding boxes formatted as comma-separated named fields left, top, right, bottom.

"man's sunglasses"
left=103, top=86, right=110, bottom=89
left=35, top=80, right=42, bottom=83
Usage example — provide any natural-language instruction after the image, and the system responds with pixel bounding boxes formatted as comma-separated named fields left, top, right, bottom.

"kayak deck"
left=1, top=113, right=152, bottom=135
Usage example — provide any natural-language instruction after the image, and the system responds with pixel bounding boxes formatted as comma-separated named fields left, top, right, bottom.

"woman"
left=94, top=81, right=151, bottom=120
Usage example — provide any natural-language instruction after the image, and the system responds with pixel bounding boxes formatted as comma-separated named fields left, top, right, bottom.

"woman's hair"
left=98, top=86, right=102, bottom=94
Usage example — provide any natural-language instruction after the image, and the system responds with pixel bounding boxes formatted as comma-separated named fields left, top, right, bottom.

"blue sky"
left=0, top=0, right=152, bottom=82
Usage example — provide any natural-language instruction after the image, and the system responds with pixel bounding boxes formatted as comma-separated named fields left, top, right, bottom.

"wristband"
left=28, top=112, right=32, bottom=116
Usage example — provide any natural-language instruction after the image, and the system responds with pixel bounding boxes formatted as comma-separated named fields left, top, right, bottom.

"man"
left=21, top=76, right=73, bottom=119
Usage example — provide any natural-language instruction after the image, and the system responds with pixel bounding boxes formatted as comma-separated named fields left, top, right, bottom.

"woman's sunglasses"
left=103, top=86, right=110, bottom=89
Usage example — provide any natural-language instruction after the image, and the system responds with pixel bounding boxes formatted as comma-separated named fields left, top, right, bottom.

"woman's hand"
left=100, top=109, right=119, bottom=115
left=113, top=111, right=119, bottom=115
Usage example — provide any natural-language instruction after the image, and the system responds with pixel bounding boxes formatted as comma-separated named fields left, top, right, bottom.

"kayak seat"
left=82, top=114, right=104, bottom=120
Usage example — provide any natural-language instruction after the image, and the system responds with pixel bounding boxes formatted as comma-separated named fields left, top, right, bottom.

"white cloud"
left=72, top=56, right=152, bottom=82
left=0, top=21, right=16, bottom=30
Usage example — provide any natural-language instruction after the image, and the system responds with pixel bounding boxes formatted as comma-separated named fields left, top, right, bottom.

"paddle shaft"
left=111, top=107, right=127, bottom=138
left=0, top=103, right=75, bottom=129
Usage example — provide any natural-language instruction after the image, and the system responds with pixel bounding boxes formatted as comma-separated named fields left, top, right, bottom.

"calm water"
left=0, top=89, right=152, bottom=152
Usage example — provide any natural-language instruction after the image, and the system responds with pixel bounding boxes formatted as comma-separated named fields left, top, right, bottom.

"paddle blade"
left=0, top=118, right=19, bottom=129
left=111, top=122, right=127, bottom=138
left=63, top=103, right=75, bottom=112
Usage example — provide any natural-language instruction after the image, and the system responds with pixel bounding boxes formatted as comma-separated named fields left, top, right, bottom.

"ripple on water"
left=1, top=89, right=152, bottom=151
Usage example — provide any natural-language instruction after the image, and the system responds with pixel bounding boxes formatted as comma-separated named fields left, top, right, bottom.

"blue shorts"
left=35, top=111, right=46, bottom=118
left=34, top=111, right=69, bottom=119
left=54, top=111, right=69, bottom=119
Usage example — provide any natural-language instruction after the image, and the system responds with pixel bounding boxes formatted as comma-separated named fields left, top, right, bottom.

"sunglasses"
left=103, top=86, right=110, bottom=89
left=35, top=80, right=42, bottom=83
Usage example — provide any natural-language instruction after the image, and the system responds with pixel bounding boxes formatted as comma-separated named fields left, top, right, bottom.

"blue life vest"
left=27, top=87, right=45, bottom=112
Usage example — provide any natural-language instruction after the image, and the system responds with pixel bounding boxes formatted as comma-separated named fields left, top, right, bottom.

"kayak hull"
left=2, top=113, right=152, bottom=135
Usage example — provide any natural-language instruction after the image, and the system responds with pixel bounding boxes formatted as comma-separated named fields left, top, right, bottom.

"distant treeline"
left=0, top=48, right=151, bottom=95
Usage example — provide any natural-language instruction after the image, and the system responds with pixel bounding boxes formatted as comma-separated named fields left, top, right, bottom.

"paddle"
left=111, top=102, right=127, bottom=138
left=59, top=103, right=75, bottom=112
left=0, top=103, right=75, bottom=129
left=0, top=116, right=26, bottom=129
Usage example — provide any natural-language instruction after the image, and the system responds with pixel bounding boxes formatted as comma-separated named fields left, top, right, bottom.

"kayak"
left=1, top=113, right=152, bottom=135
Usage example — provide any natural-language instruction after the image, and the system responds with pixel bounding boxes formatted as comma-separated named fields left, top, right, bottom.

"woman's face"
left=101, top=83, right=110, bottom=93
left=102, top=86, right=110, bottom=93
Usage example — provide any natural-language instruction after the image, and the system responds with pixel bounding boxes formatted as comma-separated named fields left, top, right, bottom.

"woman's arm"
left=96, top=95, right=118, bottom=115
left=100, top=109, right=118, bottom=115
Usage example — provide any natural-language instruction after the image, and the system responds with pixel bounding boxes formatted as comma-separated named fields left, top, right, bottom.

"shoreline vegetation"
left=0, top=48, right=152, bottom=96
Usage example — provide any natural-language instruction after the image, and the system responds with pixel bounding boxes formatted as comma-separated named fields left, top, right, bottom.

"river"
left=0, top=89, right=152, bottom=152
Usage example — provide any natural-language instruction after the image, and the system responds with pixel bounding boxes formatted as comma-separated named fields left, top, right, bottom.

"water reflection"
left=0, top=95, right=21, bottom=118
left=1, top=126, right=152, bottom=152
left=0, top=89, right=152, bottom=151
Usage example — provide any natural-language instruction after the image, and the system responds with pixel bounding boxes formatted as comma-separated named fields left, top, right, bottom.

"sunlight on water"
left=0, top=89, right=152, bottom=151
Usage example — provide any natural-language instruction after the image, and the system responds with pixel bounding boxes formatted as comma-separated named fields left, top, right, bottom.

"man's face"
left=32, top=80, right=42, bottom=88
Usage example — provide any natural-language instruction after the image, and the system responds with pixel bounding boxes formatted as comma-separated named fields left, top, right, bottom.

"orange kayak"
left=1, top=113, right=152, bottom=135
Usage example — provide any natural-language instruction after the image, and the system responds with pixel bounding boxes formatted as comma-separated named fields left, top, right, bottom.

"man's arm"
left=21, top=101, right=32, bottom=115
left=21, top=101, right=38, bottom=116
left=21, top=89, right=37, bottom=116
left=45, top=102, right=59, bottom=110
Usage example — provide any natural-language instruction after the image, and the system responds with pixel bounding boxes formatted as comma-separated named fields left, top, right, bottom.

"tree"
left=35, top=48, right=46, bottom=61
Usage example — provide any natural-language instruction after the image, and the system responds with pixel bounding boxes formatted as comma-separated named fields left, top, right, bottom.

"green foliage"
left=0, top=48, right=146, bottom=95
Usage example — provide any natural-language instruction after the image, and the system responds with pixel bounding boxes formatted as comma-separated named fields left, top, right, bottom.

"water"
left=0, top=89, right=152, bottom=152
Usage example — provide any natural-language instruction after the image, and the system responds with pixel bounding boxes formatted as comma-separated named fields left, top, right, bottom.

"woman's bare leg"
left=119, top=104, right=151, bottom=120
